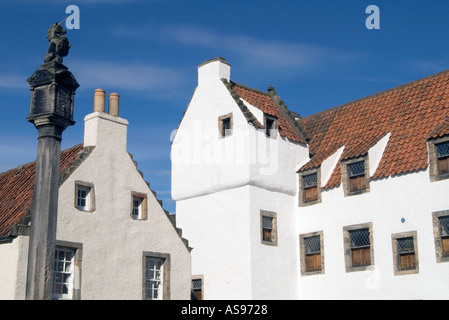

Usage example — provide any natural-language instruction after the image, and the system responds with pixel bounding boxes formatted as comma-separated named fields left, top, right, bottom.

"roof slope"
left=297, top=69, right=449, bottom=188
left=222, top=79, right=307, bottom=144
left=0, top=144, right=84, bottom=238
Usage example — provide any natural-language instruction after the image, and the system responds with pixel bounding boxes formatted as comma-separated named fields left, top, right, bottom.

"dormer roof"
left=297, top=69, right=449, bottom=188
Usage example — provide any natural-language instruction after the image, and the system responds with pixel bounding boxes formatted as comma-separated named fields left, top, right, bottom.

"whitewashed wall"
left=173, top=58, right=308, bottom=299
left=297, top=169, right=449, bottom=299
left=54, top=111, right=192, bottom=299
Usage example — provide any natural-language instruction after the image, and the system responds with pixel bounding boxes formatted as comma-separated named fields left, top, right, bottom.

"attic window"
left=342, top=156, right=370, bottom=197
left=428, top=137, right=449, bottom=182
left=131, top=192, right=148, bottom=220
left=218, top=113, right=233, bottom=138
left=303, top=173, right=318, bottom=203
left=436, top=141, right=449, bottom=174
left=299, top=170, right=321, bottom=207
left=264, top=114, right=278, bottom=138
left=75, top=181, right=95, bottom=212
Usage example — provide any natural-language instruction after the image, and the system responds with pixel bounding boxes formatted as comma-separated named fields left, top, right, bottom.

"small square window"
left=218, top=113, right=233, bottom=138
left=436, top=142, right=449, bottom=175
left=75, top=181, right=95, bottom=212
left=131, top=192, right=147, bottom=220
left=264, top=115, right=278, bottom=138
left=260, top=210, right=277, bottom=246
left=392, top=231, right=419, bottom=275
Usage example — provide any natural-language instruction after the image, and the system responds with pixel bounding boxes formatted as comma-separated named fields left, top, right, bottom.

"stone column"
left=25, top=59, right=79, bottom=299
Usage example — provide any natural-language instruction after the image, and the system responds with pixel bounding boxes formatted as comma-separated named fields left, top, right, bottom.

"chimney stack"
left=108, top=93, right=120, bottom=117
left=94, top=89, right=106, bottom=112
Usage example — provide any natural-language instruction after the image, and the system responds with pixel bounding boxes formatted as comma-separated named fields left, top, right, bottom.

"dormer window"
left=303, top=173, right=318, bottom=203
left=264, top=114, right=278, bottom=138
left=436, top=141, right=449, bottom=175
left=428, top=137, right=449, bottom=182
left=342, top=156, right=370, bottom=196
left=348, top=161, right=366, bottom=192
left=218, top=113, right=233, bottom=138
left=299, top=169, right=321, bottom=206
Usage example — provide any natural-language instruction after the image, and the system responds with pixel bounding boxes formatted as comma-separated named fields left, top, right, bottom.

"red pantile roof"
left=0, top=144, right=84, bottom=238
left=223, top=80, right=307, bottom=144
left=297, top=69, right=449, bottom=188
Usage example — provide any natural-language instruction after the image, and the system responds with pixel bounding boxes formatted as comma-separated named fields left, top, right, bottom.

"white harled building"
left=172, top=57, right=449, bottom=299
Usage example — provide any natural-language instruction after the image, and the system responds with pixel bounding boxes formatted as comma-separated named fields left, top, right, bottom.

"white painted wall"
left=297, top=169, right=449, bottom=300
left=54, top=111, right=192, bottom=300
left=0, top=236, right=28, bottom=300
left=173, top=58, right=308, bottom=299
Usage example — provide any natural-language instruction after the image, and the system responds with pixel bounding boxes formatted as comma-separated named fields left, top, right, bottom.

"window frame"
left=131, top=191, right=148, bottom=220
left=53, top=241, right=83, bottom=300
left=142, top=251, right=171, bottom=300
left=299, top=231, right=324, bottom=276
left=343, top=222, right=374, bottom=272
left=218, top=113, right=233, bottom=138
left=341, top=156, right=370, bottom=197
left=391, top=231, right=419, bottom=275
left=428, top=137, right=449, bottom=182
left=298, top=168, right=321, bottom=207
left=432, top=210, right=449, bottom=263
left=260, top=210, right=278, bottom=246
left=191, top=275, right=204, bottom=300
left=264, top=114, right=278, bottom=139
left=74, top=181, right=95, bottom=212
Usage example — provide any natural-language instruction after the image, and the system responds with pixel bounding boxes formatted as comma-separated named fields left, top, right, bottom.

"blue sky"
left=1, top=0, right=449, bottom=213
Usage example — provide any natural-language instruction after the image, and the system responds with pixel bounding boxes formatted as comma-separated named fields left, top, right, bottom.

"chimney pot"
left=108, top=93, right=120, bottom=117
left=94, top=89, right=106, bottom=112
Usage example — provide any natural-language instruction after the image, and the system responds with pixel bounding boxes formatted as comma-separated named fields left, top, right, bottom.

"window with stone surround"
left=143, top=252, right=170, bottom=300
left=53, top=241, right=82, bottom=300
left=260, top=210, right=277, bottom=246
left=218, top=113, right=233, bottom=138
left=131, top=191, right=148, bottom=220
left=264, top=114, right=278, bottom=138
left=191, top=275, right=204, bottom=300
left=299, top=231, right=324, bottom=275
left=341, top=156, right=370, bottom=196
left=429, top=137, right=449, bottom=182
left=432, top=210, right=449, bottom=263
left=298, top=169, right=321, bottom=207
left=391, top=231, right=419, bottom=275
left=343, top=222, right=374, bottom=272
left=75, top=181, right=95, bottom=212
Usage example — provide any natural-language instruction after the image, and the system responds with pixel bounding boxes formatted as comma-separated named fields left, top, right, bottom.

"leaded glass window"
left=436, top=141, right=449, bottom=158
left=347, top=160, right=367, bottom=192
left=436, top=142, right=449, bottom=175
left=349, top=228, right=371, bottom=267
left=397, top=237, right=416, bottom=270
left=440, top=216, right=449, bottom=256
left=303, top=173, right=318, bottom=202
left=348, top=161, right=365, bottom=177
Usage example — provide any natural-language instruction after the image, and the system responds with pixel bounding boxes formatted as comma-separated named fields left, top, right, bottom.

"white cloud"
left=0, top=73, right=29, bottom=89
left=135, top=24, right=362, bottom=72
